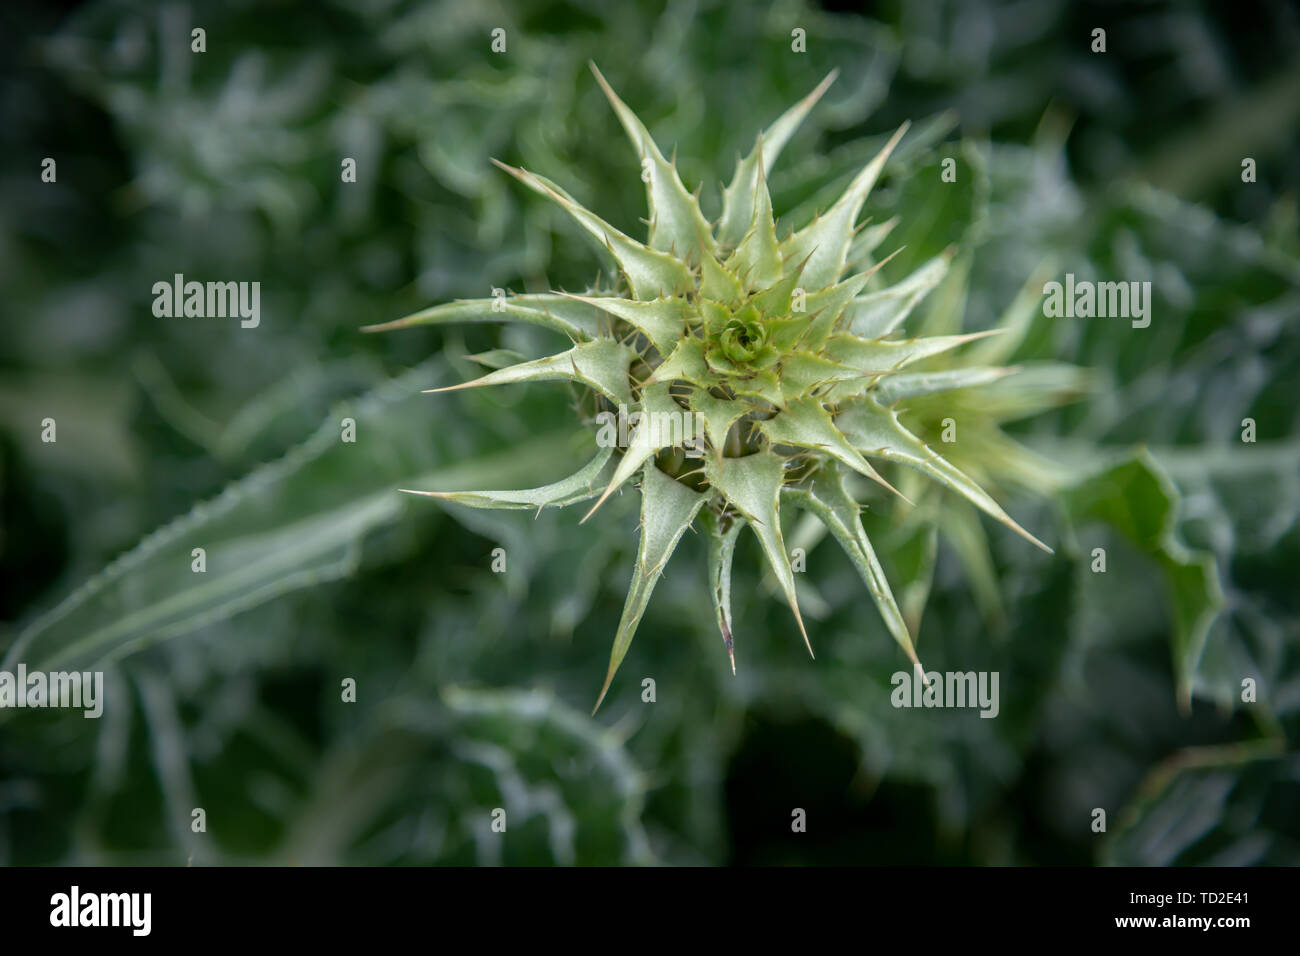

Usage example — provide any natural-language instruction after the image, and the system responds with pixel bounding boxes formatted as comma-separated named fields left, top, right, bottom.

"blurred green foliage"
left=1, top=0, right=1297, bottom=864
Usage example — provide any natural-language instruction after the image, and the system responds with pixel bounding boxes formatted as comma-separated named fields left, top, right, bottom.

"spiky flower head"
left=368, top=64, right=1057, bottom=712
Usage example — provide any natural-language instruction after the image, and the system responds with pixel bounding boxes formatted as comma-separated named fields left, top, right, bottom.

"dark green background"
left=1, top=0, right=1297, bottom=865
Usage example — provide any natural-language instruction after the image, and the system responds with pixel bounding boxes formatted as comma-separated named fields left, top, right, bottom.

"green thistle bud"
left=367, top=64, right=1066, bottom=712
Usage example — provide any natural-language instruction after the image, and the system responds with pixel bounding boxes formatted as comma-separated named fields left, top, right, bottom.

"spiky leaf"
left=781, top=124, right=908, bottom=291
left=700, top=507, right=745, bottom=673
left=428, top=339, right=637, bottom=406
left=718, top=71, right=837, bottom=248
left=784, top=464, right=919, bottom=669
left=590, top=63, right=714, bottom=261
left=493, top=160, right=692, bottom=299
left=704, top=450, right=811, bottom=656
left=363, top=294, right=606, bottom=339
left=595, top=463, right=707, bottom=712
left=837, top=396, right=1052, bottom=552
left=403, top=445, right=615, bottom=512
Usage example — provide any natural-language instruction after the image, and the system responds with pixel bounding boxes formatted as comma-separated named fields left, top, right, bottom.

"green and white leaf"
left=429, top=339, right=636, bottom=406
left=363, top=294, right=606, bottom=340
left=493, top=160, right=693, bottom=300
left=700, top=507, right=745, bottom=673
left=785, top=464, right=920, bottom=669
left=718, top=70, right=837, bottom=248
left=591, top=63, right=714, bottom=260
left=584, top=383, right=702, bottom=520
left=403, top=445, right=615, bottom=512
left=704, top=450, right=811, bottom=656
left=837, top=396, right=1052, bottom=553
left=780, top=123, right=908, bottom=291
left=594, top=463, right=707, bottom=711
left=844, top=253, right=952, bottom=338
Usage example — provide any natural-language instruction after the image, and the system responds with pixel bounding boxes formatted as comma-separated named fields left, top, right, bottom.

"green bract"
left=369, top=65, right=1060, bottom=712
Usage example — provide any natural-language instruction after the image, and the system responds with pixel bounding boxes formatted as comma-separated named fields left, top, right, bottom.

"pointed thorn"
left=1018, top=527, right=1055, bottom=555
left=581, top=485, right=616, bottom=523
left=904, top=640, right=923, bottom=675
left=857, top=459, right=913, bottom=507
left=719, top=618, right=737, bottom=674
left=592, top=642, right=620, bottom=716
left=858, top=246, right=903, bottom=282
left=880, top=477, right=915, bottom=508
left=489, top=157, right=518, bottom=175
left=791, top=598, right=814, bottom=659
left=589, top=60, right=617, bottom=102
left=956, top=329, right=1004, bottom=344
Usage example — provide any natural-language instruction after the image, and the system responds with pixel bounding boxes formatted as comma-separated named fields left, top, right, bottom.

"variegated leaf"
left=426, top=339, right=636, bottom=406
left=584, top=383, right=702, bottom=521
left=780, top=123, right=909, bottom=291
left=590, top=63, right=714, bottom=260
left=363, top=293, right=606, bottom=339
left=836, top=396, right=1052, bottom=553
left=704, top=449, right=811, bottom=657
left=493, top=160, right=693, bottom=300
left=699, top=506, right=745, bottom=673
left=594, top=463, right=707, bottom=712
left=718, top=70, right=838, bottom=247
left=784, top=463, right=920, bottom=669
left=402, top=445, right=615, bottom=512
